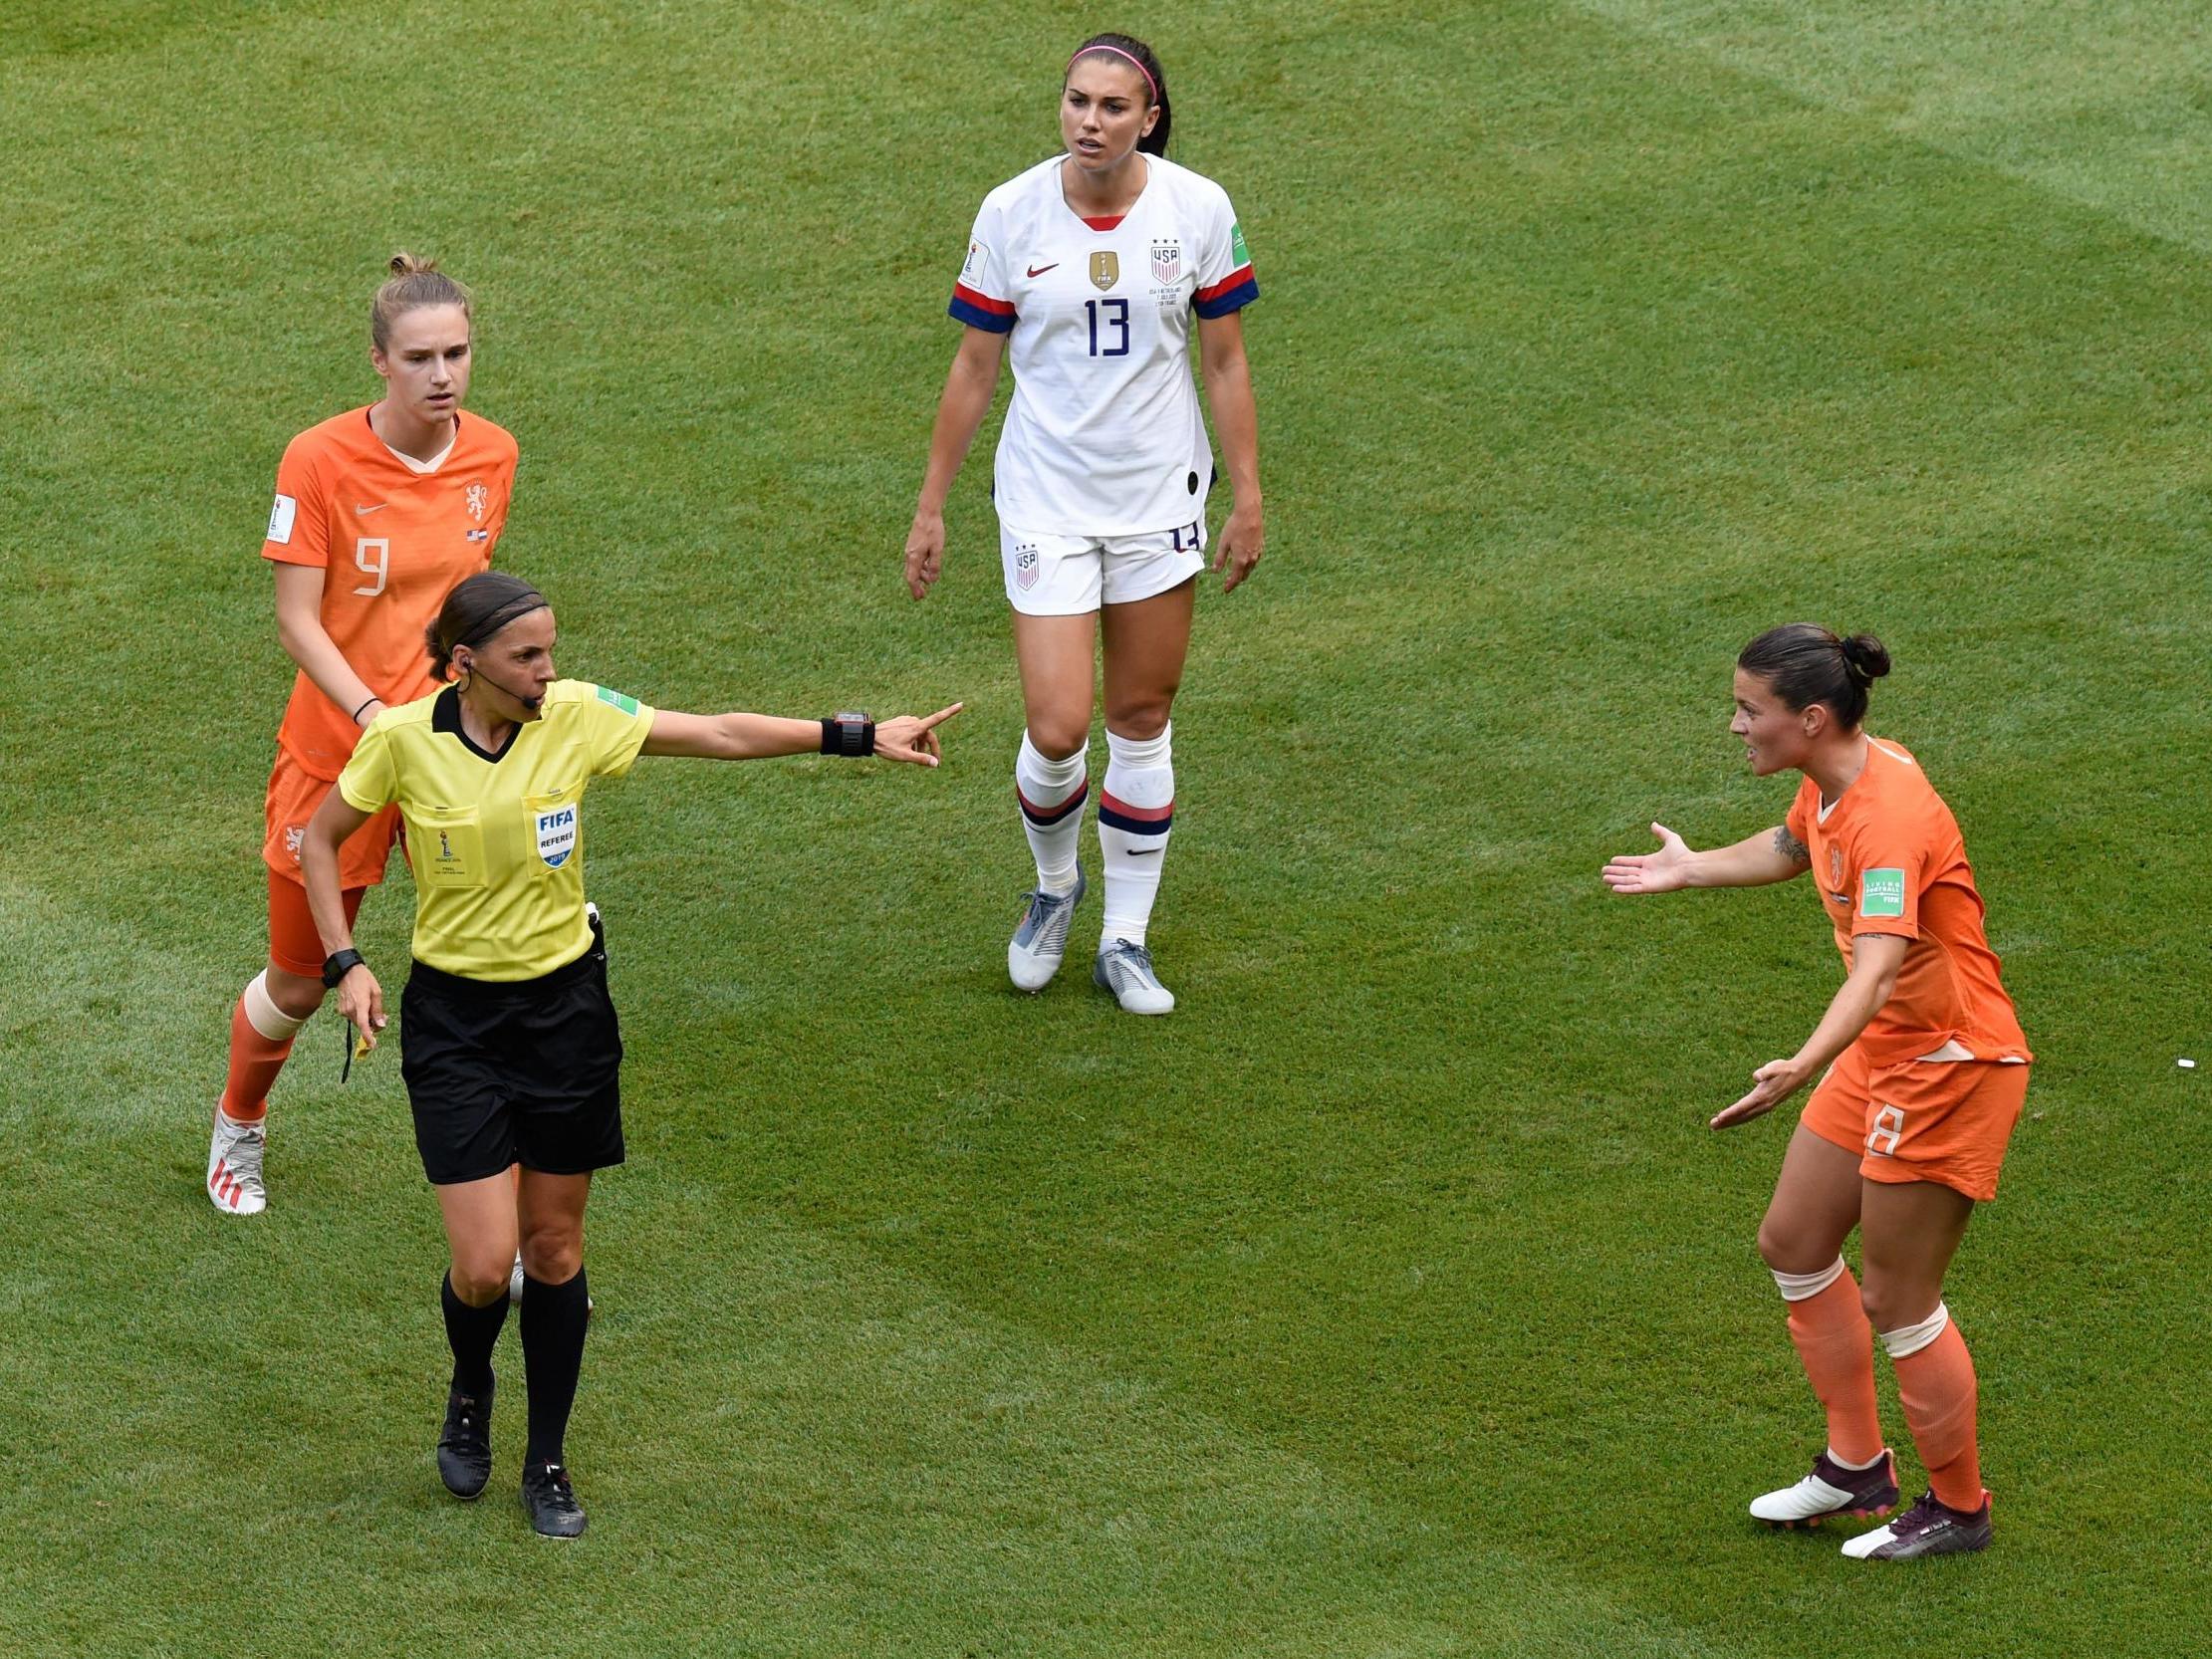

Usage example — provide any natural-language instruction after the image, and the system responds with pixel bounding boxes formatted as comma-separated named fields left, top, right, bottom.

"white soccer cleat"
left=1093, top=938, right=1175, bottom=1015
left=1008, top=873, right=1086, bottom=992
left=206, top=1108, right=268, bottom=1216
left=1749, top=1449, right=1898, bottom=1528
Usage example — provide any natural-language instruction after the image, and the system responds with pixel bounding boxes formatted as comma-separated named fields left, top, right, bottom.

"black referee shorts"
left=398, top=925, right=624, bottom=1186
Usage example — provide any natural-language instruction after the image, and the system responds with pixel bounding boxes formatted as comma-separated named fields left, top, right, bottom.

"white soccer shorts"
left=999, top=517, right=1205, bottom=615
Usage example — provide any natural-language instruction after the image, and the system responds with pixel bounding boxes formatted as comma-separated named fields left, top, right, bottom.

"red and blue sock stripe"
left=1018, top=780, right=1089, bottom=829
left=1098, top=790, right=1172, bottom=835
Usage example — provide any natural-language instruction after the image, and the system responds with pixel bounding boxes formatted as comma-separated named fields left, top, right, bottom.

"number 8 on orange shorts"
left=1801, top=1040, right=2031, bottom=1203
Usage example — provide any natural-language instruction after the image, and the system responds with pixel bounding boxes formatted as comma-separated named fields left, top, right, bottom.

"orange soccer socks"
left=218, top=971, right=312, bottom=1124
left=1774, top=1260, right=1885, bottom=1467
left=1884, top=1305, right=1984, bottom=1511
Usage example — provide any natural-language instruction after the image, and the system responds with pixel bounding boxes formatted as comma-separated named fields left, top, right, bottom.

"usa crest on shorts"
left=1014, top=543, right=1041, bottom=592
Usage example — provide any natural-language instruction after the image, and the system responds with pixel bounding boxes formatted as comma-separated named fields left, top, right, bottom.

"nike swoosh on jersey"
left=1026, top=263, right=1060, bottom=277
left=355, top=503, right=387, bottom=516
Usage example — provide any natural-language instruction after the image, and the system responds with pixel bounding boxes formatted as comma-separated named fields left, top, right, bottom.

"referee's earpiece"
left=457, top=648, right=544, bottom=712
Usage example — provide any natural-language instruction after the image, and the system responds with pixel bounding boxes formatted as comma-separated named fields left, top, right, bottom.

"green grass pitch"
left=2, top=1, right=2207, bottom=1653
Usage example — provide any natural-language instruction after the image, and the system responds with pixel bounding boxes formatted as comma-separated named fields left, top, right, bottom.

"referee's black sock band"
left=520, top=1265, right=590, bottom=1468
left=441, top=1272, right=510, bottom=1397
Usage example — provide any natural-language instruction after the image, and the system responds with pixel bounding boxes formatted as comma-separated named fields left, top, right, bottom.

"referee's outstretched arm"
left=642, top=702, right=962, bottom=766
left=299, top=700, right=964, bottom=1053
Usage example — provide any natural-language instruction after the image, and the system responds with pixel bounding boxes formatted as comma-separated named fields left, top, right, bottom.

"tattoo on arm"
left=1774, top=827, right=1811, bottom=868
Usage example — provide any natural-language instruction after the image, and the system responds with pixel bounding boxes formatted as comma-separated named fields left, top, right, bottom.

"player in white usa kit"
left=904, top=32, right=1264, bottom=1014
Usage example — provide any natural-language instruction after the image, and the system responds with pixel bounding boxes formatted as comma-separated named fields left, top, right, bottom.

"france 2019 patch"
left=267, top=493, right=297, bottom=545
left=536, top=802, right=578, bottom=868
left=1859, top=868, right=1906, bottom=918
left=1229, top=219, right=1249, bottom=266
left=596, top=685, right=639, bottom=716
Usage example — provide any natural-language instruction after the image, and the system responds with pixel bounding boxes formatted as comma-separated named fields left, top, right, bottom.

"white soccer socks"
left=1098, top=724, right=1173, bottom=950
left=1016, top=731, right=1089, bottom=894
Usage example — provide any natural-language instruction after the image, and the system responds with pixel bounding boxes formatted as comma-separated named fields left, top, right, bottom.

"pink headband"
left=1067, top=44, right=1158, bottom=107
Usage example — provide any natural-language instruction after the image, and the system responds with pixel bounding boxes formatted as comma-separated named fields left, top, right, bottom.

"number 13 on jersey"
left=1085, top=298, right=1129, bottom=357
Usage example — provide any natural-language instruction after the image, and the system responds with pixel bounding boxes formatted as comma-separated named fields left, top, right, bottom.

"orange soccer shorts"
left=261, top=748, right=399, bottom=975
left=1802, top=1040, right=2031, bottom=1203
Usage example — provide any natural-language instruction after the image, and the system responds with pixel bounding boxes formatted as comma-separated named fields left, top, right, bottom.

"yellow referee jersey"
left=338, top=679, right=656, bottom=981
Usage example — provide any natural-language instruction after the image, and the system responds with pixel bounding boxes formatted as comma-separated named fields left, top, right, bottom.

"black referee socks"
left=442, top=1272, right=511, bottom=1397
left=520, top=1266, right=591, bottom=1468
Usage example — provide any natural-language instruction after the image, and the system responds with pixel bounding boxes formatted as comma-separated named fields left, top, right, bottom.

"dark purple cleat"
left=1841, top=1488, right=1992, bottom=1559
left=1748, top=1448, right=1899, bottom=1529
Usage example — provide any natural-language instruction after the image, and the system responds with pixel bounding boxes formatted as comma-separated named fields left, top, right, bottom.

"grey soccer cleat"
left=1093, top=938, right=1174, bottom=1015
left=1749, top=1448, right=1898, bottom=1529
left=207, top=1106, right=268, bottom=1216
left=1840, top=1488, right=1992, bottom=1559
left=1008, top=871, right=1086, bottom=992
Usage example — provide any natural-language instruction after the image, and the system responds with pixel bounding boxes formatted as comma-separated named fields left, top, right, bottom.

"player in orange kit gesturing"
left=1603, top=624, right=2032, bottom=1561
left=206, top=254, right=518, bottom=1216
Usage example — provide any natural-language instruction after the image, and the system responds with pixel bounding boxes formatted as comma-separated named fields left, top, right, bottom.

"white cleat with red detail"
left=207, top=1108, right=268, bottom=1216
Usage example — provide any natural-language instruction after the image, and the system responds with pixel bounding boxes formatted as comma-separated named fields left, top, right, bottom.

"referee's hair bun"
left=1839, top=633, right=1891, bottom=684
left=389, top=251, right=437, bottom=278
left=427, top=572, right=550, bottom=680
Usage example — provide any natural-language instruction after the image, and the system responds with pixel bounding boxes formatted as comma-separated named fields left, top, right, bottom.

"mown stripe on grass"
left=1572, top=1, right=2212, bottom=252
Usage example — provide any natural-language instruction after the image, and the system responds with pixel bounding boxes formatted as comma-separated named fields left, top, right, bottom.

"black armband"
left=821, top=712, right=875, bottom=758
left=322, top=948, right=367, bottom=989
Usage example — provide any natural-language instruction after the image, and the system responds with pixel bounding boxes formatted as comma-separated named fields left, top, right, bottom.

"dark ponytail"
left=1737, top=623, right=1891, bottom=730
left=425, top=573, right=548, bottom=680
left=1068, top=33, right=1171, bottom=155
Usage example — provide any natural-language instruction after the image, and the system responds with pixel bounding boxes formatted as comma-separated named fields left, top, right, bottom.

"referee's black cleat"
left=436, top=1384, right=494, bottom=1500
left=520, top=1461, right=588, bottom=1538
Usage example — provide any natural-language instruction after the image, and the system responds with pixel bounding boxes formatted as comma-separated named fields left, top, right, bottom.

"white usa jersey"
left=950, top=153, right=1258, bottom=536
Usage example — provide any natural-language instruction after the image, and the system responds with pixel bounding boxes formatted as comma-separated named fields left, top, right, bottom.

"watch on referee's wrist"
left=322, top=948, right=367, bottom=989
left=821, top=712, right=875, bottom=758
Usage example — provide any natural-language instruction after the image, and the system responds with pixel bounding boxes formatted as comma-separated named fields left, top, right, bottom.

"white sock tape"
left=1880, top=1302, right=1951, bottom=1359
left=1772, top=1258, right=1847, bottom=1303
left=242, top=971, right=310, bottom=1042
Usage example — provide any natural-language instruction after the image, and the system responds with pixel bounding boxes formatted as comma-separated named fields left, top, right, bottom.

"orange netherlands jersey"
left=1787, top=737, right=2031, bottom=1066
left=261, top=406, right=518, bottom=780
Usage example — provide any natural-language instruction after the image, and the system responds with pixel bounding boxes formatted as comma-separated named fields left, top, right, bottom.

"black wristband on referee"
left=322, top=948, right=366, bottom=989
left=821, top=713, right=875, bottom=758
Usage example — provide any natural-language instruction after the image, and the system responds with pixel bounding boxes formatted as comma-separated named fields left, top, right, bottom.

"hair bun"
left=1839, top=633, right=1891, bottom=684
left=388, top=251, right=434, bottom=277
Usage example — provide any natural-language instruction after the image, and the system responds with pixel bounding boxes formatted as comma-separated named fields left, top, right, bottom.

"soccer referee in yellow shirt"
left=300, top=572, right=959, bottom=1538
